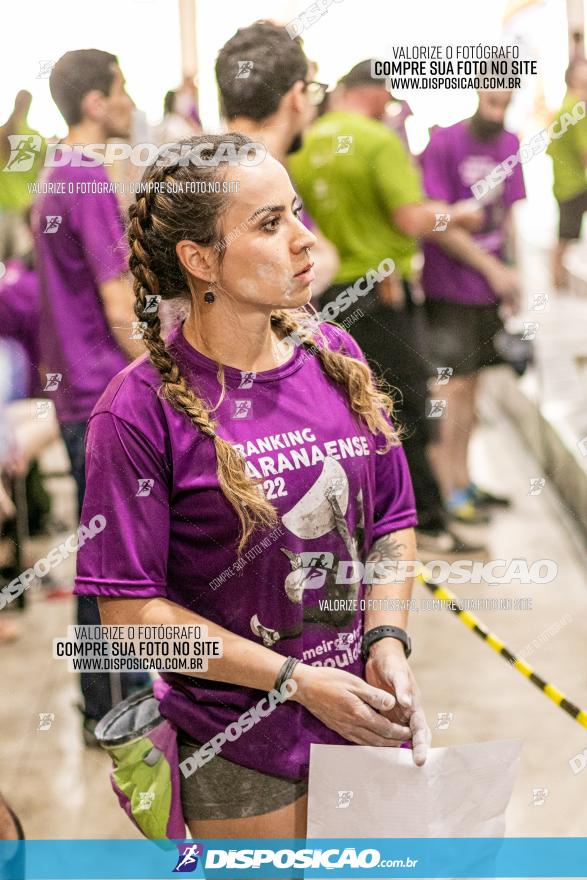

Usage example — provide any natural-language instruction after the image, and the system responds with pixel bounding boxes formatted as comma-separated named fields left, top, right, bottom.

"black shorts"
left=178, top=730, right=308, bottom=821
left=424, top=299, right=503, bottom=376
left=558, top=189, right=587, bottom=240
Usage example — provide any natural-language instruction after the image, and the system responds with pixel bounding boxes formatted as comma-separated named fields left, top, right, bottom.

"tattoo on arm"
left=364, top=534, right=406, bottom=596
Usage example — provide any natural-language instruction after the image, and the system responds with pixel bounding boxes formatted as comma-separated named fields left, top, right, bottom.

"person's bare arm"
left=393, top=198, right=484, bottom=238
left=362, top=528, right=416, bottom=630
left=500, top=211, right=521, bottom=315
left=362, top=528, right=430, bottom=765
left=100, top=595, right=287, bottom=690
left=99, top=275, right=145, bottom=360
left=391, top=199, right=521, bottom=304
left=393, top=201, right=447, bottom=237
left=98, top=595, right=411, bottom=746
left=502, top=210, right=516, bottom=263
left=432, top=223, right=494, bottom=272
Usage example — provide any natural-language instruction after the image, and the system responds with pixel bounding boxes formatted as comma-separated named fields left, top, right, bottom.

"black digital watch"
left=361, top=625, right=412, bottom=661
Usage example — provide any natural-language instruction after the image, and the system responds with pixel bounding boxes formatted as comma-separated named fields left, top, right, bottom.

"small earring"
left=204, top=290, right=215, bottom=304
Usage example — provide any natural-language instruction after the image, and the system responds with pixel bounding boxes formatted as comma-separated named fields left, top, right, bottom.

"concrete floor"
left=0, top=392, right=586, bottom=842
left=416, top=398, right=587, bottom=838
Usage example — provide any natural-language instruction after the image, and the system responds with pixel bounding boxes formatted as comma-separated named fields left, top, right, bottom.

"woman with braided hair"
left=74, top=133, right=429, bottom=838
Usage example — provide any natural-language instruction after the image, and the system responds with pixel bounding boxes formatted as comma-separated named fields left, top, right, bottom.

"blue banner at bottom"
left=1, top=837, right=587, bottom=879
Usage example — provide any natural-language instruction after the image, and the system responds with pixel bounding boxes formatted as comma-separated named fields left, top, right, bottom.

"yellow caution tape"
left=417, top=572, right=587, bottom=731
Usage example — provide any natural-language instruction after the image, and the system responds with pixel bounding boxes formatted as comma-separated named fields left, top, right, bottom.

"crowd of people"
left=0, top=18, right=585, bottom=843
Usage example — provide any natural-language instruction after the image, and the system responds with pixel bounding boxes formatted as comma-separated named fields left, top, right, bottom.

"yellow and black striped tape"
left=417, top=574, right=587, bottom=731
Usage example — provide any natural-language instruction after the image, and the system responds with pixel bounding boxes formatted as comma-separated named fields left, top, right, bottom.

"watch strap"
left=361, top=625, right=411, bottom=661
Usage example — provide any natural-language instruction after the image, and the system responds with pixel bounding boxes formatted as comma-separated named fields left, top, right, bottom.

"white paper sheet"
left=307, top=739, right=522, bottom=838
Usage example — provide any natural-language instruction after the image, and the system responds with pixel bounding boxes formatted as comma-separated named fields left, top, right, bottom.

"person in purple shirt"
left=421, top=90, right=526, bottom=524
left=75, top=133, right=430, bottom=838
left=32, top=49, right=148, bottom=742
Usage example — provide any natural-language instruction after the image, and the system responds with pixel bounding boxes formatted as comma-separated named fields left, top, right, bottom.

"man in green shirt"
left=290, top=94, right=422, bottom=284
left=547, top=59, right=587, bottom=287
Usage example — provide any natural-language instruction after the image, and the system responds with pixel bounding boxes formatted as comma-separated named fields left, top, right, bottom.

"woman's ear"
left=176, top=240, right=216, bottom=283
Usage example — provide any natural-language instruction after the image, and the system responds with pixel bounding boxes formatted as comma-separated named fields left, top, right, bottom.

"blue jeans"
left=60, top=421, right=150, bottom=721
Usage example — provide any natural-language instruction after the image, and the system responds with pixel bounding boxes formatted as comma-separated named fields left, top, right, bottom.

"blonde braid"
left=271, top=309, right=400, bottom=452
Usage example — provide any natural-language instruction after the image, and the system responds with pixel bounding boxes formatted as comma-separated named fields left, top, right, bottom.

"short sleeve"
left=420, top=131, right=455, bottom=201
left=321, top=323, right=418, bottom=536
left=74, top=412, right=170, bottom=598
left=372, top=133, right=424, bottom=213
left=71, top=177, right=127, bottom=285
left=372, top=441, right=418, bottom=539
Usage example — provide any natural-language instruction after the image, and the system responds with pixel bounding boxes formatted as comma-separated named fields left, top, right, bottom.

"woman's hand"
left=364, top=639, right=431, bottom=766
left=291, top=663, right=412, bottom=746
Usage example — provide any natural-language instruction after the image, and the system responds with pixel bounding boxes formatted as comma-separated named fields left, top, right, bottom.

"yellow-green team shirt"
left=547, top=93, right=587, bottom=203
left=289, top=110, right=423, bottom=283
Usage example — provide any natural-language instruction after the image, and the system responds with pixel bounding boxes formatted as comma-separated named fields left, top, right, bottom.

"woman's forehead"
left=223, top=158, right=295, bottom=218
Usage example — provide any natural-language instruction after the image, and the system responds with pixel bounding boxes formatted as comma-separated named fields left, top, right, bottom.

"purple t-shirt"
left=420, top=120, right=526, bottom=306
left=33, top=156, right=128, bottom=423
left=74, top=323, right=417, bottom=780
left=0, top=258, right=41, bottom=397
